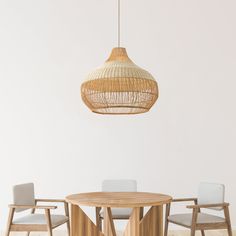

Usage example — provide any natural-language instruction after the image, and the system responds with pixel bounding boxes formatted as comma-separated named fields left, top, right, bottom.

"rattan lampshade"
left=81, top=47, right=159, bottom=114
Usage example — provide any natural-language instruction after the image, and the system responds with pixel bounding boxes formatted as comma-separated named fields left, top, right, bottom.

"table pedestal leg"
left=140, top=206, right=163, bottom=236
left=70, top=204, right=163, bottom=236
left=123, top=206, right=163, bottom=236
left=123, top=208, right=141, bottom=236
left=71, top=204, right=104, bottom=236
left=103, top=207, right=116, bottom=236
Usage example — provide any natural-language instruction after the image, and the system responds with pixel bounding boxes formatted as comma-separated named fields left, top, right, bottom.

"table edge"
left=66, top=192, right=173, bottom=207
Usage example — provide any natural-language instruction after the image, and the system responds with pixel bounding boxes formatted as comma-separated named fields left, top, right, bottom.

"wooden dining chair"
left=164, top=182, right=232, bottom=236
left=5, top=183, right=70, bottom=236
left=96, top=179, right=138, bottom=230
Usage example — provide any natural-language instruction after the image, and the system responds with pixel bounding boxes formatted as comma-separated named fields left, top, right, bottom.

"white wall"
left=0, top=0, right=236, bottom=231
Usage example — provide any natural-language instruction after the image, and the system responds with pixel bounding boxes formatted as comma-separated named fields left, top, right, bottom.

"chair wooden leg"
left=5, top=208, right=15, bottom=236
left=227, top=226, right=233, bottom=236
left=200, top=230, right=205, bottom=236
left=47, top=228, right=53, bottom=236
left=190, top=209, right=198, bottom=236
left=194, top=200, right=204, bottom=236
left=164, top=203, right=170, bottom=236
left=164, top=221, right=169, bottom=236
left=26, top=203, right=36, bottom=236
left=96, top=207, right=102, bottom=231
left=224, top=206, right=233, bottom=236
left=190, top=229, right=196, bottom=236
left=99, top=217, right=102, bottom=231
left=64, top=202, right=70, bottom=236
left=45, top=209, right=53, bottom=236
left=66, top=221, right=70, bottom=236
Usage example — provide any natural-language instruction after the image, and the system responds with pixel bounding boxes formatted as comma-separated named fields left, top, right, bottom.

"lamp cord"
left=118, top=0, right=120, bottom=47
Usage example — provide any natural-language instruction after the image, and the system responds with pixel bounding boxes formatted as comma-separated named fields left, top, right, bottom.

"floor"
left=166, top=231, right=232, bottom=236
left=2, top=230, right=234, bottom=236
left=116, top=231, right=230, bottom=236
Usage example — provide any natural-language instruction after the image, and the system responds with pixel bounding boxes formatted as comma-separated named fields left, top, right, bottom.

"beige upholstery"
left=13, top=214, right=68, bottom=227
left=100, top=208, right=132, bottom=219
left=13, top=183, right=35, bottom=212
left=100, top=179, right=137, bottom=219
left=168, top=213, right=226, bottom=227
left=198, top=182, right=225, bottom=210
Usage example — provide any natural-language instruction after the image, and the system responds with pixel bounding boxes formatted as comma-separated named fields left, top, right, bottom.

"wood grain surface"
left=66, top=192, right=172, bottom=207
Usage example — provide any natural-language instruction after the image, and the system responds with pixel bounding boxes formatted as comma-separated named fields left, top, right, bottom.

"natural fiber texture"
left=81, top=47, right=158, bottom=114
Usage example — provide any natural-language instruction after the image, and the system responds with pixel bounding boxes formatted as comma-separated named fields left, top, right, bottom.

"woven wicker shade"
left=81, top=47, right=159, bottom=114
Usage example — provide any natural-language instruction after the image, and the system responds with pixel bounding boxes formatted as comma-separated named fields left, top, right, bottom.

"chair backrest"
left=13, top=183, right=35, bottom=212
left=102, top=179, right=137, bottom=192
left=197, top=182, right=225, bottom=210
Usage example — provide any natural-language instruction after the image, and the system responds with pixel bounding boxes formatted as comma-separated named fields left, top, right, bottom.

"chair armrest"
left=186, top=202, right=229, bottom=209
left=35, top=198, right=65, bottom=203
left=9, top=204, right=57, bottom=210
left=172, top=198, right=197, bottom=202
left=35, top=198, right=69, bottom=217
left=165, top=198, right=198, bottom=219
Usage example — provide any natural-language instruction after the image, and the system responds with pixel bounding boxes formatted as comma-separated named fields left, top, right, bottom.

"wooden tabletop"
left=66, top=192, right=172, bottom=207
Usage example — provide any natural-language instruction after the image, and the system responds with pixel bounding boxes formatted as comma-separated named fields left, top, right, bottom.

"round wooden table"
left=66, top=192, right=172, bottom=236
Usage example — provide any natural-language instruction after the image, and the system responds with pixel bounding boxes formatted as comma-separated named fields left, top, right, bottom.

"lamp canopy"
left=81, top=47, right=159, bottom=114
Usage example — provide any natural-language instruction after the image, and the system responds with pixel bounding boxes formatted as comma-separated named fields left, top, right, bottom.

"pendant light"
left=81, top=0, right=159, bottom=114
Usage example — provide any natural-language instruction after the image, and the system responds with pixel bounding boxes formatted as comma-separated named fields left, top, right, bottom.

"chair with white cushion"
left=5, top=183, right=70, bottom=236
left=96, top=179, right=138, bottom=230
left=164, top=182, right=232, bottom=236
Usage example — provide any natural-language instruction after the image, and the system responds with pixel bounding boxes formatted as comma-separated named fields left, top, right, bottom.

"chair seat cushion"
left=100, top=208, right=132, bottom=219
left=13, top=214, right=68, bottom=227
left=168, top=213, right=225, bottom=227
